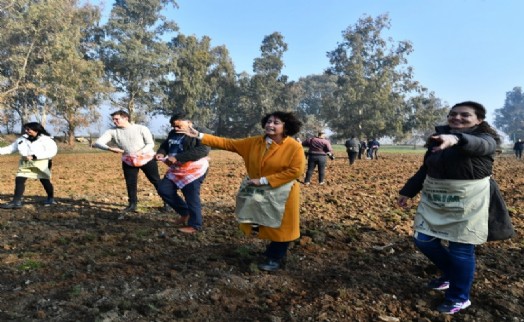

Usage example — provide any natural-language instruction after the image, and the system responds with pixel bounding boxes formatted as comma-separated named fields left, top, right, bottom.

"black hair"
left=169, top=111, right=188, bottom=124
left=450, top=101, right=486, bottom=120
left=260, top=111, right=302, bottom=137
left=23, top=122, right=51, bottom=137
left=451, top=101, right=500, bottom=145
left=110, top=110, right=130, bottom=120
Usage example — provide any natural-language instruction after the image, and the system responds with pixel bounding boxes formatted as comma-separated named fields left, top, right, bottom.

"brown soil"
left=0, top=150, right=522, bottom=321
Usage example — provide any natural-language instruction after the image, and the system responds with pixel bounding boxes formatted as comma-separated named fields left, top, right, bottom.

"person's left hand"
left=22, top=155, right=33, bottom=161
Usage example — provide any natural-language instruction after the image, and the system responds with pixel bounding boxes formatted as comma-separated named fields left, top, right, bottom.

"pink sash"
left=166, top=157, right=209, bottom=188
left=122, top=151, right=155, bottom=167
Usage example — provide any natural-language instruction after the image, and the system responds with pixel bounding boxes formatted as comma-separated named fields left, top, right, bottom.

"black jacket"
left=400, top=125, right=514, bottom=241
left=157, top=129, right=210, bottom=163
left=399, top=125, right=496, bottom=198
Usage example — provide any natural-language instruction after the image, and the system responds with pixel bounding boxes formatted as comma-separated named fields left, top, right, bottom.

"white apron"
left=235, top=177, right=294, bottom=228
left=414, top=176, right=490, bottom=244
left=16, top=159, right=51, bottom=180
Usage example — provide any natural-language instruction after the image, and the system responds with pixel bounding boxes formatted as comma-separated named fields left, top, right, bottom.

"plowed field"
left=0, top=149, right=522, bottom=321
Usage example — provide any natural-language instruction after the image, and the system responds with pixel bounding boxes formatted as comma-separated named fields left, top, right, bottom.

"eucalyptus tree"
left=157, top=34, right=237, bottom=134
left=205, top=45, right=238, bottom=135
left=101, top=0, right=178, bottom=120
left=0, top=107, right=17, bottom=133
left=43, top=2, right=109, bottom=145
left=494, top=87, right=524, bottom=142
left=296, top=74, right=338, bottom=117
left=0, top=0, right=63, bottom=126
left=325, top=14, right=419, bottom=139
left=221, top=72, right=257, bottom=137
left=402, top=91, right=448, bottom=145
left=0, top=0, right=30, bottom=102
left=160, top=35, right=213, bottom=117
left=241, top=32, right=291, bottom=136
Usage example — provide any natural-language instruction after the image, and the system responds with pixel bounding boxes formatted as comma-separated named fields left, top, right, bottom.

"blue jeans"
left=414, top=232, right=475, bottom=302
left=304, top=154, right=327, bottom=183
left=264, top=241, right=289, bottom=261
left=157, top=174, right=206, bottom=230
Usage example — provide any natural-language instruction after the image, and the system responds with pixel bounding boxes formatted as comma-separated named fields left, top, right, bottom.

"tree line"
left=1, top=0, right=522, bottom=145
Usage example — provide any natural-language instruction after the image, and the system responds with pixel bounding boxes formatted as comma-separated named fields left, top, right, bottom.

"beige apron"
left=16, top=159, right=51, bottom=179
left=235, top=177, right=294, bottom=228
left=414, top=176, right=490, bottom=244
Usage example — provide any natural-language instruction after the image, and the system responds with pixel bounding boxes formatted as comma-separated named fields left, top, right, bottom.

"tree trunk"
left=67, top=127, right=76, bottom=146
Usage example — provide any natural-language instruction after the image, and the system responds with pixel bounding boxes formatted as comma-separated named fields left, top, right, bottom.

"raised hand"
left=176, top=125, right=199, bottom=138
left=430, top=134, right=459, bottom=153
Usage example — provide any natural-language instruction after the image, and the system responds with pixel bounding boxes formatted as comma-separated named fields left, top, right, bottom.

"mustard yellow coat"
left=202, top=134, right=305, bottom=242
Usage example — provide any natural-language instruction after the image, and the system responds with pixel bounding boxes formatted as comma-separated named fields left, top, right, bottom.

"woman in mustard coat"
left=179, top=111, right=305, bottom=271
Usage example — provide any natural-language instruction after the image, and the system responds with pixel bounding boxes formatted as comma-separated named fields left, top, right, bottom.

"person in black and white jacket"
left=0, top=122, right=58, bottom=209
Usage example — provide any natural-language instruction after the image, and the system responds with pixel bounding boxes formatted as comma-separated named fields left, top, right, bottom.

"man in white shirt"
left=95, top=110, right=161, bottom=212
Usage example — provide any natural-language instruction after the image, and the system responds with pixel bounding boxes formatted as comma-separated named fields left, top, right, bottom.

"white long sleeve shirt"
left=95, top=124, right=155, bottom=155
left=0, top=134, right=57, bottom=159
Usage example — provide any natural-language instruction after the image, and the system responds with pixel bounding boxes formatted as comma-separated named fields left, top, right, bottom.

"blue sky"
left=96, top=0, right=524, bottom=133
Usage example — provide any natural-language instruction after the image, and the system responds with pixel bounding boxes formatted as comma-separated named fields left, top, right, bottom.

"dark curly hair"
left=260, top=111, right=302, bottom=137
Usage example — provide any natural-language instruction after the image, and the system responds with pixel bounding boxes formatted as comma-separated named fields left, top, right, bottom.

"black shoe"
left=43, top=198, right=57, bottom=206
left=1, top=201, right=23, bottom=209
left=159, top=203, right=172, bottom=213
left=123, top=203, right=137, bottom=212
left=258, top=260, right=282, bottom=272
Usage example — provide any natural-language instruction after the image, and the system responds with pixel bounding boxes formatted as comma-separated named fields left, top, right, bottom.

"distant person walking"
left=513, top=139, right=524, bottom=159
left=344, top=135, right=360, bottom=165
left=358, top=140, right=367, bottom=160
left=94, top=110, right=161, bottom=212
left=0, top=122, right=58, bottom=209
left=369, top=138, right=380, bottom=160
left=302, top=131, right=334, bottom=185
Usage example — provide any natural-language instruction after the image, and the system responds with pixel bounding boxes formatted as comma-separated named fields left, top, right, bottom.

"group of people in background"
left=298, top=133, right=380, bottom=185
left=0, top=101, right=515, bottom=315
left=344, top=136, right=380, bottom=164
